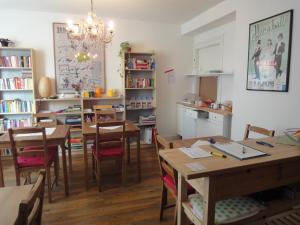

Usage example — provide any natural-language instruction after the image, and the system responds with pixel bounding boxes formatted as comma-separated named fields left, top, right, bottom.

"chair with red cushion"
left=8, top=127, right=59, bottom=203
left=154, top=129, right=194, bottom=225
left=92, top=120, right=126, bottom=192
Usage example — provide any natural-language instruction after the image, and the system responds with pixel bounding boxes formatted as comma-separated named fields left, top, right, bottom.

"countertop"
left=177, top=101, right=232, bottom=117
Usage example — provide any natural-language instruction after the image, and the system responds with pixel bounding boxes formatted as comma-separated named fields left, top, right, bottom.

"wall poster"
left=53, top=23, right=106, bottom=93
left=247, top=10, right=293, bottom=92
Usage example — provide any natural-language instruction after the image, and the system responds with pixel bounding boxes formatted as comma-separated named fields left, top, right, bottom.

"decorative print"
left=247, top=10, right=293, bottom=92
left=53, top=23, right=105, bottom=93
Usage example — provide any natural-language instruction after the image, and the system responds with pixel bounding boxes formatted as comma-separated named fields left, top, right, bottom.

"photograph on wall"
left=53, top=23, right=105, bottom=93
left=247, top=10, right=293, bottom=92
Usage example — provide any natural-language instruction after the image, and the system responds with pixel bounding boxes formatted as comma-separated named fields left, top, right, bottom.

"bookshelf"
left=123, top=52, right=157, bottom=145
left=0, top=47, right=36, bottom=135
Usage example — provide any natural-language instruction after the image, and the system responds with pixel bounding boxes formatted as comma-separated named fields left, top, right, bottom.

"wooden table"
left=159, top=137, right=300, bottom=225
left=0, top=125, right=71, bottom=195
left=0, top=184, right=33, bottom=225
left=82, top=121, right=141, bottom=189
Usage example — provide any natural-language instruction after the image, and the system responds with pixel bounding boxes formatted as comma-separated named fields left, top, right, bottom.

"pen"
left=210, top=151, right=227, bottom=158
left=256, top=141, right=274, bottom=148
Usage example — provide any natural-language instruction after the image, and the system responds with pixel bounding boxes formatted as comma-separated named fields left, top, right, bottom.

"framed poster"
left=53, top=23, right=106, bottom=93
left=246, top=10, right=293, bottom=92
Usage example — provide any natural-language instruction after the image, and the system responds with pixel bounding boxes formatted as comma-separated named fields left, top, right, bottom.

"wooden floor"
left=2, top=147, right=175, bottom=225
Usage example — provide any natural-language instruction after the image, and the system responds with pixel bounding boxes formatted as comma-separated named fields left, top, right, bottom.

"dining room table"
left=82, top=120, right=141, bottom=189
left=0, top=184, right=33, bottom=225
left=0, top=125, right=71, bottom=196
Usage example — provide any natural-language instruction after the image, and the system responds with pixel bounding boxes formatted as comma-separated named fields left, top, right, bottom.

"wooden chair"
left=92, top=121, right=126, bottom=191
left=154, top=129, right=180, bottom=224
left=243, top=124, right=275, bottom=141
left=94, top=108, right=117, bottom=122
left=8, top=127, right=59, bottom=203
left=15, top=170, right=46, bottom=225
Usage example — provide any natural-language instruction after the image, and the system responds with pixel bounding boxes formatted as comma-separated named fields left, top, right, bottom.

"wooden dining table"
left=0, top=125, right=71, bottom=196
left=82, top=121, right=141, bottom=189
left=0, top=184, right=33, bottom=225
left=160, top=136, right=300, bottom=225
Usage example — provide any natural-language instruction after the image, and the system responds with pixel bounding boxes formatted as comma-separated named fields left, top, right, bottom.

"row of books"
left=126, top=76, right=154, bottom=88
left=65, top=116, right=82, bottom=125
left=70, top=137, right=83, bottom=150
left=126, top=58, right=155, bottom=70
left=0, top=56, right=32, bottom=68
left=0, top=77, right=33, bottom=90
left=0, top=118, right=32, bottom=132
left=139, top=114, right=156, bottom=125
left=0, top=99, right=33, bottom=113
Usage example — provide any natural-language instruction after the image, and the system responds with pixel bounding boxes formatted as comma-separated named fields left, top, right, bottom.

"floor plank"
left=2, top=148, right=174, bottom=225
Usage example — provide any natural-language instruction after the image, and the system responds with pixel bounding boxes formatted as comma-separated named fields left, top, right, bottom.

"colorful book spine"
left=0, top=100, right=33, bottom=113
left=0, top=56, right=31, bottom=68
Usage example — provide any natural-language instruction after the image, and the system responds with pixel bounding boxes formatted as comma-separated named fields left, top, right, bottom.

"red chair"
left=154, top=129, right=194, bottom=225
left=8, top=127, right=59, bottom=203
left=92, top=121, right=126, bottom=192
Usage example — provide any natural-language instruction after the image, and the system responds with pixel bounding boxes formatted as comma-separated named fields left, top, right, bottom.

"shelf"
left=126, top=107, right=156, bottom=111
left=35, top=98, right=81, bottom=102
left=0, top=112, right=33, bottom=115
left=125, top=69, right=154, bottom=72
left=83, top=110, right=124, bottom=114
left=185, top=72, right=233, bottom=77
left=125, top=52, right=154, bottom=55
left=0, top=47, right=32, bottom=51
left=0, top=89, right=33, bottom=92
left=134, top=123, right=156, bottom=127
left=36, top=112, right=81, bottom=116
left=125, top=88, right=154, bottom=90
left=70, top=128, right=82, bottom=133
left=0, top=67, right=32, bottom=70
left=82, top=96, right=123, bottom=100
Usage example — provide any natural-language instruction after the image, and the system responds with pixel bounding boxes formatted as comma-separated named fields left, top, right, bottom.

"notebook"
left=179, top=147, right=211, bottom=159
left=211, top=142, right=268, bottom=160
left=15, top=127, right=56, bottom=137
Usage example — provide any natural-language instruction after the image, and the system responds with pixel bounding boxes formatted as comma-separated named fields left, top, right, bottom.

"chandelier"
left=66, top=0, right=115, bottom=61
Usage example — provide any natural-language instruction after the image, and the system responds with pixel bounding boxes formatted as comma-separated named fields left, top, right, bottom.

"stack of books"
left=0, top=77, right=33, bottom=90
left=70, top=138, right=83, bottom=151
left=139, top=115, right=156, bottom=125
left=0, top=56, right=32, bottom=68
left=0, top=118, right=32, bottom=132
left=0, top=99, right=33, bottom=113
left=65, top=116, right=81, bottom=125
left=126, top=76, right=154, bottom=88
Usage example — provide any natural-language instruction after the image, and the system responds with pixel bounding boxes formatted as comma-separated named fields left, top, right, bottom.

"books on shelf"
left=139, top=114, right=156, bottom=125
left=126, top=57, right=155, bottom=70
left=0, top=117, right=32, bottom=132
left=65, top=116, right=82, bottom=125
left=0, top=99, right=33, bottom=113
left=127, top=97, right=153, bottom=109
left=0, top=77, right=33, bottom=90
left=126, top=76, right=154, bottom=88
left=0, top=55, right=32, bottom=68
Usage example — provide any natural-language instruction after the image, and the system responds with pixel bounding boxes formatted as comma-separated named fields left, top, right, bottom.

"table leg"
left=83, top=135, right=89, bottom=190
left=0, top=152, right=4, bottom=187
left=203, top=177, right=216, bottom=225
left=68, top=132, right=72, bottom=173
left=177, top=173, right=189, bottom=225
left=61, top=141, right=69, bottom=196
left=126, top=137, right=130, bottom=164
left=137, top=131, right=141, bottom=182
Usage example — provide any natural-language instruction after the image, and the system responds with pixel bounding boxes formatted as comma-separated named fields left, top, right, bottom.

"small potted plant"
left=72, top=83, right=82, bottom=98
left=118, top=42, right=131, bottom=57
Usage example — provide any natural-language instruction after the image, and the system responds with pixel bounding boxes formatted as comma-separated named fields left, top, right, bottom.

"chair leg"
left=46, top=166, right=52, bottom=203
left=122, top=155, right=126, bottom=186
left=92, top=153, right=95, bottom=179
left=54, top=155, right=59, bottom=186
left=173, top=200, right=178, bottom=225
left=97, top=159, right=102, bottom=192
left=160, top=184, right=168, bottom=221
left=15, top=168, right=21, bottom=186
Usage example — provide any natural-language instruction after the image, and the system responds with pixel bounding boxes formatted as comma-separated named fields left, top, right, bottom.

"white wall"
left=185, top=0, right=300, bottom=140
left=0, top=9, right=193, bottom=136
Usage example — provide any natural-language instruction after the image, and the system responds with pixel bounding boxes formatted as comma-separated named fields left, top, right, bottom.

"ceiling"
left=0, top=0, right=224, bottom=24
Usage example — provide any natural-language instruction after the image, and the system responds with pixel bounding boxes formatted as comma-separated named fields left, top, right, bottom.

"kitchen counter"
left=177, top=101, right=232, bottom=117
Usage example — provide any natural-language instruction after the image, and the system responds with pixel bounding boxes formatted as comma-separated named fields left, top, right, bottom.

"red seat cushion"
left=92, top=145, right=124, bottom=158
left=23, top=145, right=58, bottom=151
left=163, top=174, right=194, bottom=195
left=17, top=150, right=57, bottom=168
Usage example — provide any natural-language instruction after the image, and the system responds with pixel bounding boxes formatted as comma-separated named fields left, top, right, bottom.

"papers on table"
left=212, top=142, right=267, bottom=160
left=90, top=125, right=121, bottom=130
left=191, top=140, right=210, bottom=148
left=15, top=127, right=56, bottom=137
left=179, top=147, right=211, bottom=159
left=185, top=162, right=205, bottom=172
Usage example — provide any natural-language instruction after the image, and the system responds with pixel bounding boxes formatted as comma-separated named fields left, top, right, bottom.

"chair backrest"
left=95, top=120, right=125, bottom=154
left=94, top=108, right=117, bottom=122
left=153, top=129, right=175, bottom=180
left=243, top=124, right=275, bottom=141
left=8, top=127, right=49, bottom=169
left=15, top=170, right=46, bottom=225
left=33, top=113, right=57, bottom=127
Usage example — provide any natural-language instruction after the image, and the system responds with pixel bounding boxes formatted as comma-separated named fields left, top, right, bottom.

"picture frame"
left=246, top=10, right=293, bottom=92
left=52, top=22, right=106, bottom=94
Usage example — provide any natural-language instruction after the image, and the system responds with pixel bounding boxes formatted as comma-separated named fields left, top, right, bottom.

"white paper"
left=185, top=162, right=205, bottom=172
left=16, top=128, right=56, bottom=137
left=191, top=140, right=210, bottom=148
left=212, top=142, right=267, bottom=160
left=179, top=147, right=211, bottom=159
left=90, top=125, right=121, bottom=130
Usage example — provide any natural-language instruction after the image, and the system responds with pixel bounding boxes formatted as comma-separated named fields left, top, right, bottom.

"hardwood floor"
left=2, top=148, right=175, bottom=225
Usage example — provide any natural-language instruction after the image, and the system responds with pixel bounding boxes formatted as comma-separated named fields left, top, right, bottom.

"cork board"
left=199, top=77, right=217, bottom=101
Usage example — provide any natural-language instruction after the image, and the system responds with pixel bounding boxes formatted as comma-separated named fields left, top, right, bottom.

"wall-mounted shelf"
left=35, top=98, right=81, bottom=102
left=185, top=72, right=233, bottom=77
left=0, top=89, right=33, bottom=92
